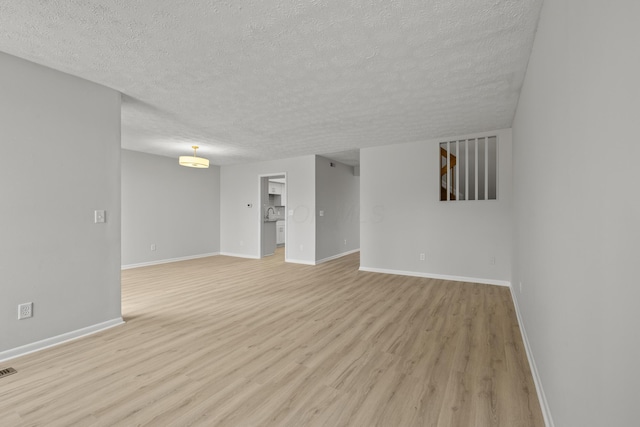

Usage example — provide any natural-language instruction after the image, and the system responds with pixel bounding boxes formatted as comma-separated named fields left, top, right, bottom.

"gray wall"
left=0, top=53, right=122, bottom=354
left=121, top=149, right=220, bottom=267
left=220, top=156, right=316, bottom=263
left=360, top=129, right=512, bottom=284
left=512, top=0, right=640, bottom=425
left=315, top=156, right=360, bottom=262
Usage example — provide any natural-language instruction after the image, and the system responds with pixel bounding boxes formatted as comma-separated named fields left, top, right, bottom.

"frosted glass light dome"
left=179, top=146, right=209, bottom=168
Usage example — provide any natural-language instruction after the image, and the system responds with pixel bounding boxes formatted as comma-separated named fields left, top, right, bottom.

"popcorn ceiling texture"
left=0, top=1, right=542, bottom=165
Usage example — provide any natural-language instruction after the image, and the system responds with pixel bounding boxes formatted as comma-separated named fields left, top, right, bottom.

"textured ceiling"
left=0, top=1, right=542, bottom=166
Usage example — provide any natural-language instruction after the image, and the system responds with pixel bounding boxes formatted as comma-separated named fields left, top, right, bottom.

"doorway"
left=259, top=173, right=287, bottom=260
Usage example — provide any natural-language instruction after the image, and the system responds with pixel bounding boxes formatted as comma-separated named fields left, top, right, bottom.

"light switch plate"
left=94, top=210, right=106, bottom=223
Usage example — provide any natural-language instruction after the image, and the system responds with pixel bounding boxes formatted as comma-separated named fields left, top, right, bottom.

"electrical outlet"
left=489, top=256, right=496, bottom=265
left=18, top=302, right=33, bottom=320
left=299, top=244, right=304, bottom=251
left=150, top=244, right=156, bottom=251
left=419, top=253, right=425, bottom=261
left=344, top=239, right=347, bottom=245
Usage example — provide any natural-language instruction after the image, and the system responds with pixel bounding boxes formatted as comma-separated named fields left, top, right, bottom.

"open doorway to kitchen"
left=259, top=173, right=287, bottom=260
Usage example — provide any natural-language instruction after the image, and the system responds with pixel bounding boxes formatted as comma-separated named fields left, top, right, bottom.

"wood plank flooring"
left=0, top=249, right=544, bottom=426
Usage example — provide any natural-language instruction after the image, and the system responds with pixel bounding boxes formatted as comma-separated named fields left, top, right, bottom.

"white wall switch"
left=94, top=210, right=106, bottom=223
left=319, top=210, right=324, bottom=217
left=151, top=244, right=156, bottom=251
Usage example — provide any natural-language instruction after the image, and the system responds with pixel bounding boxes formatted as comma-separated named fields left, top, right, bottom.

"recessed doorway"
left=259, top=173, right=287, bottom=260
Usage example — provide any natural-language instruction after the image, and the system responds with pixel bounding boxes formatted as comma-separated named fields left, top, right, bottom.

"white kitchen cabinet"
left=262, top=221, right=277, bottom=256
left=268, top=182, right=283, bottom=195
left=276, top=220, right=285, bottom=245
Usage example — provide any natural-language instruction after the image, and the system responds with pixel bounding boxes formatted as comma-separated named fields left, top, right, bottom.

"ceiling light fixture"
left=179, top=145, right=209, bottom=168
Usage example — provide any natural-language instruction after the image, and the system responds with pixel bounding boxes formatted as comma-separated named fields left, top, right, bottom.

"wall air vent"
left=0, top=367, right=17, bottom=379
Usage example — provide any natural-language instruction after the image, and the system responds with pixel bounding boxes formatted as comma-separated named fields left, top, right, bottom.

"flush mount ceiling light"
left=179, top=145, right=209, bottom=168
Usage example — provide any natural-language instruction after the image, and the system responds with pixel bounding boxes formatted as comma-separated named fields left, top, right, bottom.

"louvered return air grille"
left=0, top=367, right=17, bottom=379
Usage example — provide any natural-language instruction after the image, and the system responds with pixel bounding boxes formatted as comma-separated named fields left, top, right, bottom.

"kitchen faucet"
left=266, top=206, right=275, bottom=219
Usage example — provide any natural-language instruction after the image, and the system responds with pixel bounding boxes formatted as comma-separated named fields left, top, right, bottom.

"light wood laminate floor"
left=0, top=249, right=543, bottom=426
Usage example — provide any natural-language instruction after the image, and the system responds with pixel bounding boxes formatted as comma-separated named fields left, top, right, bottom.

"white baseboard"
left=358, top=266, right=510, bottom=287
left=0, top=317, right=124, bottom=363
left=218, top=252, right=260, bottom=260
left=285, top=258, right=316, bottom=265
left=122, top=252, right=220, bottom=269
left=510, top=289, right=554, bottom=427
left=316, top=249, right=360, bottom=265
left=219, top=250, right=359, bottom=266
left=220, top=253, right=315, bottom=264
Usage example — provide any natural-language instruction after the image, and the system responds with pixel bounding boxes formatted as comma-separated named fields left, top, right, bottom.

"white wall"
left=121, top=150, right=220, bottom=267
left=512, top=1, right=640, bottom=426
left=315, top=156, right=360, bottom=262
left=220, top=156, right=316, bottom=263
left=0, top=53, right=122, bottom=356
left=360, top=129, right=512, bottom=285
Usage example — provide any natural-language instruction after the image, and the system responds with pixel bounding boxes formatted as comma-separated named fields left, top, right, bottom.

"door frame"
left=258, top=172, right=288, bottom=260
